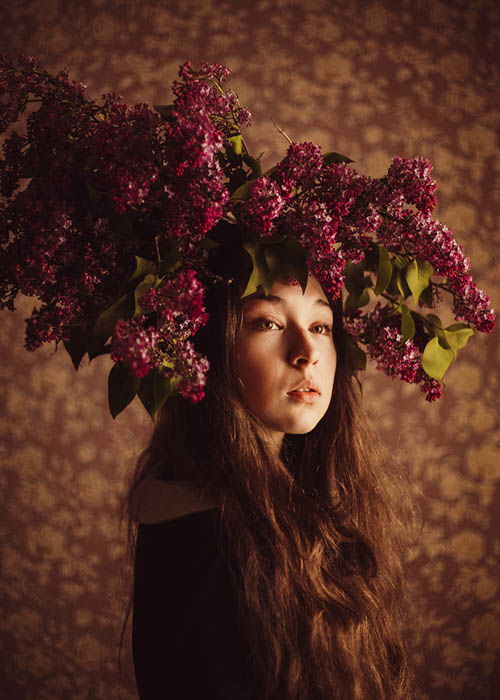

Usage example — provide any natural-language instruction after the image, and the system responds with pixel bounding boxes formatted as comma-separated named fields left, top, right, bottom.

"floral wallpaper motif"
left=0, top=0, right=499, bottom=698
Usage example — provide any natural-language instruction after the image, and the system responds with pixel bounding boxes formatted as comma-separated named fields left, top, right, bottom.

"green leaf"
left=426, top=313, right=443, bottom=329
left=276, top=236, right=309, bottom=293
left=399, top=304, right=416, bottom=341
left=422, top=336, right=456, bottom=382
left=393, top=254, right=409, bottom=270
left=158, top=245, right=181, bottom=276
left=241, top=241, right=273, bottom=297
left=230, top=180, right=255, bottom=202
left=345, top=288, right=370, bottom=309
left=228, top=167, right=248, bottom=192
left=227, top=134, right=243, bottom=156
left=322, top=151, right=355, bottom=165
left=92, top=291, right=135, bottom=345
left=418, top=282, right=434, bottom=307
left=374, top=245, right=393, bottom=295
left=86, top=182, right=106, bottom=203
left=344, top=335, right=367, bottom=372
left=133, top=273, right=157, bottom=317
left=262, top=165, right=279, bottom=178
left=127, top=256, right=159, bottom=285
left=108, top=362, right=141, bottom=419
left=199, top=237, right=222, bottom=251
left=405, top=259, right=434, bottom=307
left=63, top=325, right=87, bottom=370
left=242, top=153, right=262, bottom=179
left=442, top=325, right=474, bottom=350
left=343, top=261, right=365, bottom=296
left=395, top=268, right=412, bottom=300
left=137, top=368, right=175, bottom=421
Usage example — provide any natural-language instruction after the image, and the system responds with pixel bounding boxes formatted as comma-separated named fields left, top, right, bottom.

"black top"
left=132, top=509, right=261, bottom=699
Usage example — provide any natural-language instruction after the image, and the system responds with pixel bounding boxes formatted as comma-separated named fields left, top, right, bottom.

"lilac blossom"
left=139, top=268, right=209, bottom=337
left=110, top=317, right=162, bottom=378
left=168, top=339, right=210, bottom=404
left=344, top=304, right=443, bottom=402
left=0, top=53, right=495, bottom=410
left=386, top=156, right=438, bottom=215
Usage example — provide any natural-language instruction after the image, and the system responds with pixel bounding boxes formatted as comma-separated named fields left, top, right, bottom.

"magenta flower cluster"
left=0, top=54, right=495, bottom=407
left=109, top=267, right=210, bottom=400
left=230, top=145, right=494, bottom=398
left=344, top=304, right=443, bottom=401
left=0, top=54, right=251, bottom=403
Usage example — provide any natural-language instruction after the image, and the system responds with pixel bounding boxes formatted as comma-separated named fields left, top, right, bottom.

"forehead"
left=240, top=276, right=333, bottom=311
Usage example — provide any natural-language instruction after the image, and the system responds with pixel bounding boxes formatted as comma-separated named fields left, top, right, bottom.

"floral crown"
left=0, top=54, right=495, bottom=420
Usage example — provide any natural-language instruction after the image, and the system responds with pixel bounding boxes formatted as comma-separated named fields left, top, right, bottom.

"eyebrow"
left=242, top=292, right=333, bottom=311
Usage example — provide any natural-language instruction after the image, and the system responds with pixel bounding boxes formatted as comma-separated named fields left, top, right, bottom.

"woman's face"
left=234, top=274, right=337, bottom=454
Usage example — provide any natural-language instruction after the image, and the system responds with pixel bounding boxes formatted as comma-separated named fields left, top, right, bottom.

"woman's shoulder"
left=130, top=476, right=221, bottom=524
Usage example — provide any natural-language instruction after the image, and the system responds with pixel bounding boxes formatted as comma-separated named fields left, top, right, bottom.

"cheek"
left=237, top=343, right=271, bottom=388
left=235, top=335, right=277, bottom=398
left=322, top=345, right=337, bottom=395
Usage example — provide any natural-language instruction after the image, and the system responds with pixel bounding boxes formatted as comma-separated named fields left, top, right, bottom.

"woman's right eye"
left=253, top=318, right=280, bottom=330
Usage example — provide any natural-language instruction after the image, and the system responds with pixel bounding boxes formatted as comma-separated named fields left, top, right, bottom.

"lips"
left=287, top=379, right=320, bottom=395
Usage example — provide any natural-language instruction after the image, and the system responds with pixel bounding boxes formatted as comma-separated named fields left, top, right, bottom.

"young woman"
left=120, top=225, right=418, bottom=699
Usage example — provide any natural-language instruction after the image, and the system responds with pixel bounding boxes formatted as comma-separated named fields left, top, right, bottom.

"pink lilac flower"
left=238, top=177, right=286, bottom=237
left=165, top=339, right=210, bottom=403
left=86, top=98, right=163, bottom=215
left=374, top=209, right=495, bottom=333
left=386, top=156, right=438, bottom=215
left=319, top=164, right=374, bottom=262
left=139, top=268, right=209, bottom=337
left=448, top=271, right=496, bottom=333
left=0, top=54, right=495, bottom=408
left=110, top=317, right=162, bottom=378
left=277, top=196, right=345, bottom=299
left=275, top=141, right=323, bottom=194
left=24, top=301, right=80, bottom=351
left=5, top=198, right=133, bottom=350
left=344, top=303, right=443, bottom=401
left=307, top=252, right=346, bottom=301
left=377, top=211, right=470, bottom=277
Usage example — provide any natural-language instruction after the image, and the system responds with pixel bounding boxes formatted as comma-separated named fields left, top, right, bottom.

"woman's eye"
left=313, top=324, right=332, bottom=335
left=252, top=318, right=332, bottom=334
left=253, top=318, right=281, bottom=330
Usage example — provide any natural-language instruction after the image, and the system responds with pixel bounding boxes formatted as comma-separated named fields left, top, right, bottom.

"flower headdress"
left=0, top=54, right=495, bottom=420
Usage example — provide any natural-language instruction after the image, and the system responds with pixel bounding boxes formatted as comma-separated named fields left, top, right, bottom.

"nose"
left=287, top=326, right=320, bottom=367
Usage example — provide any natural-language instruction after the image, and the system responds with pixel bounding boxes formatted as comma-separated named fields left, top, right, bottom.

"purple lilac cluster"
left=110, top=319, right=162, bottom=379
left=376, top=211, right=494, bottom=333
left=344, top=304, right=443, bottom=401
left=0, top=55, right=248, bottom=401
left=0, top=55, right=495, bottom=404
left=110, top=268, right=210, bottom=401
left=163, top=61, right=251, bottom=250
left=231, top=147, right=494, bottom=395
left=386, top=156, right=438, bottom=215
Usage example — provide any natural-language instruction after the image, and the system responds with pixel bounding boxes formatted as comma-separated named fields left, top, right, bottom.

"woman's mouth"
left=286, top=390, right=321, bottom=404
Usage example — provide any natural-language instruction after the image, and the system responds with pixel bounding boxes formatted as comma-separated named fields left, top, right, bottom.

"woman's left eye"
left=253, top=318, right=281, bottom=330
left=312, top=324, right=332, bottom=335
left=253, top=318, right=332, bottom=334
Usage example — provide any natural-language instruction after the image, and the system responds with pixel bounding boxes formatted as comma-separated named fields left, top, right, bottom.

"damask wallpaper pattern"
left=0, top=0, right=499, bottom=698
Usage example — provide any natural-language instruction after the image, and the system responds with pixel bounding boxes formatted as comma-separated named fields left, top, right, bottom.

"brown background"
left=0, top=0, right=499, bottom=698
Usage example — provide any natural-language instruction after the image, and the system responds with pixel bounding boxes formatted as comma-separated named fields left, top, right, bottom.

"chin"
left=275, top=416, right=323, bottom=435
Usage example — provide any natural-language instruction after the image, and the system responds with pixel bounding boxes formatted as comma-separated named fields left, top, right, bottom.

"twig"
left=271, top=117, right=293, bottom=145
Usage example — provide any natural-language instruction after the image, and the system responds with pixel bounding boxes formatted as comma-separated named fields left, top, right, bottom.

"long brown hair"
left=118, top=227, right=420, bottom=699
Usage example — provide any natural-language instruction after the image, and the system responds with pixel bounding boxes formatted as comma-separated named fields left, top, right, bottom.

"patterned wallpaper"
left=1, top=0, right=499, bottom=698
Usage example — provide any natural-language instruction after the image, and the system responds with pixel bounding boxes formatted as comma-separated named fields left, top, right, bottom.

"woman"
left=120, top=226, right=418, bottom=699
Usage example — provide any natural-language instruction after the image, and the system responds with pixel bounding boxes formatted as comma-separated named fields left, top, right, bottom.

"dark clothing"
left=132, top=509, right=260, bottom=699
